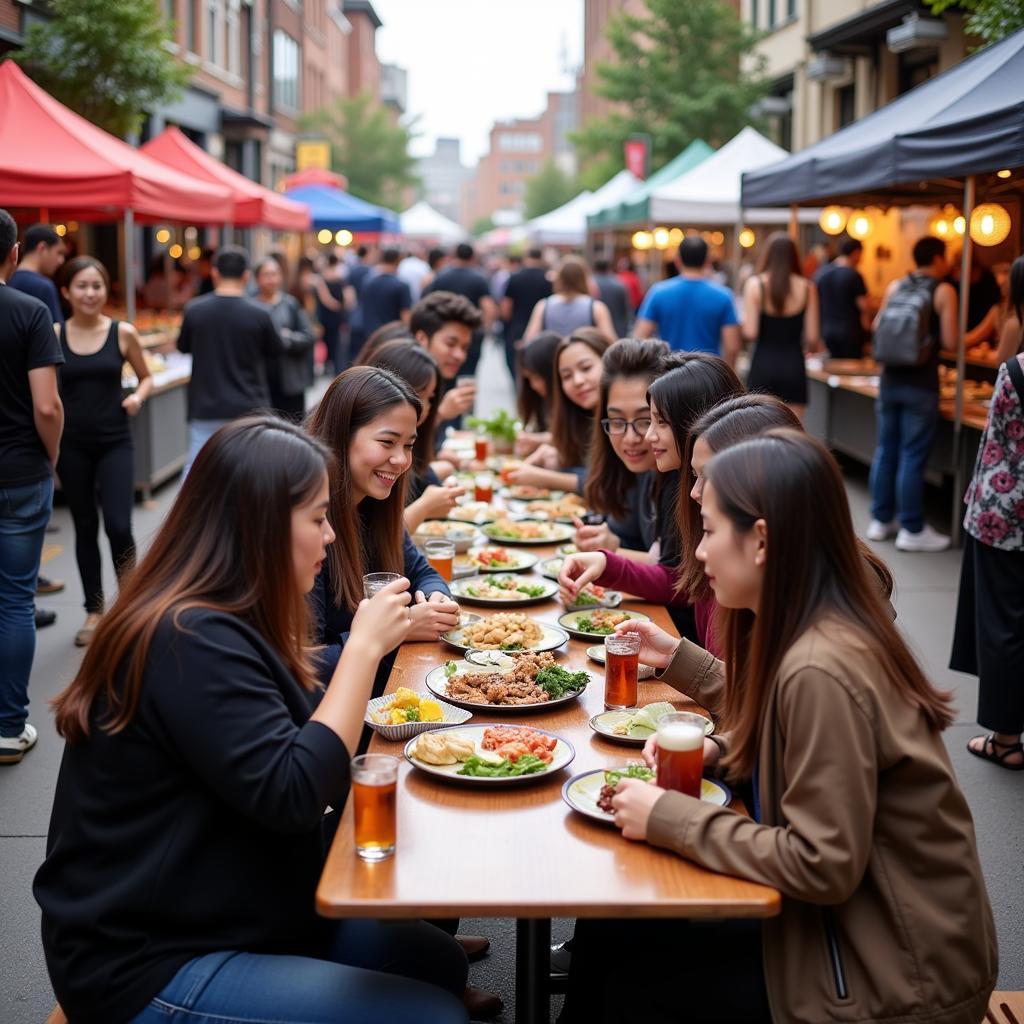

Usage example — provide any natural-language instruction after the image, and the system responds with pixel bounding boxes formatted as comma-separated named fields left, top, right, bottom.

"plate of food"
left=584, top=645, right=656, bottom=680
left=557, top=543, right=578, bottom=556
left=480, top=518, right=575, bottom=545
left=365, top=688, right=472, bottom=742
left=447, top=502, right=501, bottom=525
left=414, top=520, right=481, bottom=553
left=561, top=764, right=731, bottom=824
left=461, top=547, right=538, bottom=573
left=440, top=612, right=568, bottom=654
left=450, top=573, right=557, bottom=606
left=426, top=651, right=590, bottom=712
left=501, top=484, right=560, bottom=501
left=589, top=702, right=712, bottom=746
left=507, top=495, right=587, bottom=523
left=538, top=556, right=564, bottom=581
left=406, top=724, right=575, bottom=786
left=557, top=608, right=651, bottom=641
left=562, top=583, right=622, bottom=612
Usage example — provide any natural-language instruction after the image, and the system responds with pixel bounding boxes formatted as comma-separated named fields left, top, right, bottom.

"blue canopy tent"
left=282, top=184, right=401, bottom=233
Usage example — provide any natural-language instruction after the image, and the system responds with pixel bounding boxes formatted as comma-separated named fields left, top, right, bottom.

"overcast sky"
left=373, top=0, right=584, bottom=167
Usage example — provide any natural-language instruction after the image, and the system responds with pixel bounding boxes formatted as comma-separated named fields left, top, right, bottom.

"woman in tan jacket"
left=567, top=430, right=997, bottom=1024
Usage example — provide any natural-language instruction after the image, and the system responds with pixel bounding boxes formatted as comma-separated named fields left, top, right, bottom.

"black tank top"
left=59, top=320, right=131, bottom=443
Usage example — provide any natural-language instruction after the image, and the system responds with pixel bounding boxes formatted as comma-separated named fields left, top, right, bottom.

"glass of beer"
left=474, top=434, right=489, bottom=461
left=655, top=712, right=706, bottom=799
left=362, top=572, right=402, bottom=599
left=604, top=632, right=641, bottom=709
left=352, top=754, right=399, bottom=861
left=424, top=539, right=455, bottom=582
left=474, top=472, right=494, bottom=503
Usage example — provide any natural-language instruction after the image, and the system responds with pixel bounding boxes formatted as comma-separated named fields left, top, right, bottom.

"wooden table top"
left=317, top=541, right=781, bottom=921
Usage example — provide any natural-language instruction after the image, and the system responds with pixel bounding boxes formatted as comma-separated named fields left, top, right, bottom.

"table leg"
left=515, top=917, right=551, bottom=1024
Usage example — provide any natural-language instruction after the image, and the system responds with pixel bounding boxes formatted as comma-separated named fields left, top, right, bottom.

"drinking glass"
left=604, top=632, right=641, bottom=709
left=655, top=712, right=706, bottom=798
left=363, top=572, right=402, bottom=599
left=424, top=539, right=455, bottom=582
left=474, top=434, right=489, bottom=461
left=474, top=472, right=494, bottom=503
left=352, top=754, right=399, bottom=861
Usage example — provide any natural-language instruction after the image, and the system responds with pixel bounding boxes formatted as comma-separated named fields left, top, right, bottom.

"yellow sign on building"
left=296, top=140, right=331, bottom=171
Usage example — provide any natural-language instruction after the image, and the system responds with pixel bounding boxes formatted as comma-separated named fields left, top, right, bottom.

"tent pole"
left=732, top=211, right=744, bottom=292
left=125, top=209, right=136, bottom=324
left=952, top=175, right=975, bottom=546
left=788, top=203, right=799, bottom=242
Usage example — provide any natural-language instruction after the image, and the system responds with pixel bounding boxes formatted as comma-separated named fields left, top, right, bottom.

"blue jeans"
left=0, top=476, right=54, bottom=736
left=869, top=385, right=939, bottom=533
left=127, top=919, right=468, bottom=1024
left=185, top=420, right=229, bottom=479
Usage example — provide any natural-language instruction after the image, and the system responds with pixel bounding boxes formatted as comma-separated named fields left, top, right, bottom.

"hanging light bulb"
left=846, top=209, right=872, bottom=240
left=168, top=243, right=184, bottom=260
left=668, top=227, right=684, bottom=246
left=653, top=227, right=670, bottom=250
left=155, top=228, right=171, bottom=244
left=317, top=229, right=333, bottom=244
left=738, top=228, right=756, bottom=249
left=996, top=169, right=1011, bottom=179
left=335, top=229, right=353, bottom=246
left=953, top=216, right=966, bottom=235
left=631, top=231, right=652, bottom=251
left=969, top=203, right=1011, bottom=246
left=819, top=206, right=847, bottom=235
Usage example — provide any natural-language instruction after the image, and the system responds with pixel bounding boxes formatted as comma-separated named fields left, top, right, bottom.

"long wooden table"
left=317, top=540, right=780, bottom=1023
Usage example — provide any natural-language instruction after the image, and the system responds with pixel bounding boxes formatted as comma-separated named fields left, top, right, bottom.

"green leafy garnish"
left=499, top=641, right=526, bottom=651
left=457, top=753, right=548, bottom=777
left=572, top=590, right=600, bottom=606
left=604, top=764, right=655, bottom=787
left=466, top=409, right=520, bottom=444
left=535, top=665, right=589, bottom=699
left=404, top=706, right=420, bottom=722
left=574, top=615, right=614, bottom=635
left=444, top=661, right=458, bottom=678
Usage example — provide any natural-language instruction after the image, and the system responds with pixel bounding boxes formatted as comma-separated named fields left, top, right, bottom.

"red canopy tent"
left=278, top=167, right=349, bottom=192
left=142, top=127, right=310, bottom=231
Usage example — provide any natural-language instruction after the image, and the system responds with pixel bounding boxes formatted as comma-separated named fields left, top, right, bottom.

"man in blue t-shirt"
left=635, top=237, right=739, bottom=367
left=8, top=223, right=66, bottom=327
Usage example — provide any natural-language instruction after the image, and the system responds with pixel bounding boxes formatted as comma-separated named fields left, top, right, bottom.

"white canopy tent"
left=526, top=169, right=641, bottom=245
left=400, top=200, right=468, bottom=244
left=647, top=127, right=819, bottom=225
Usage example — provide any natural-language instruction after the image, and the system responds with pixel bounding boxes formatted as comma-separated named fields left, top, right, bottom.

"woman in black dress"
left=742, top=232, right=821, bottom=422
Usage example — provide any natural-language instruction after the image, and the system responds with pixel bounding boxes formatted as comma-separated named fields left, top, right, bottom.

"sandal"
left=966, top=734, right=1024, bottom=771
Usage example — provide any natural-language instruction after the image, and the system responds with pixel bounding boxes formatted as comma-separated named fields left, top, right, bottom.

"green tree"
left=524, top=160, right=579, bottom=219
left=15, top=0, right=192, bottom=138
left=572, top=0, right=768, bottom=188
left=472, top=215, right=496, bottom=237
left=924, top=0, right=1024, bottom=44
left=302, top=93, right=419, bottom=209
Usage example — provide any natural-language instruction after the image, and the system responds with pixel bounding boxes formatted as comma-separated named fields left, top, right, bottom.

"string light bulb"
left=819, top=206, right=847, bottom=235
left=969, top=203, right=1011, bottom=246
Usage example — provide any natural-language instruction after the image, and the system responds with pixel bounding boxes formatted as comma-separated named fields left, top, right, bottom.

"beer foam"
left=657, top=721, right=704, bottom=752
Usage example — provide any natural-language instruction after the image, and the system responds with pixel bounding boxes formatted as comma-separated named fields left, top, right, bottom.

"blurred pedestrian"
left=8, top=222, right=66, bottom=327
left=313, top=253, right=346, bottom=375
left=398, top=247, right=431, bottom=303
left=423, top=243, right=495, bottom=377
left=814, top=237, right=871, bottom=360
left=501, top=247, right=551, bottom=381
left=524, top=255, right=614, bottom=341
left=592, top=257, right=631, bottom=339
left=616, top=257, right=644, bottom=312
left=994, top=255, right=1024, bottom=365
left=360, top=248, right=413, bottom=342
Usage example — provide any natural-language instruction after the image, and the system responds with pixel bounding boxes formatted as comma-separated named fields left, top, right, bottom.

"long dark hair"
left=52, top=417, right=332, bottom=742
left=585, top=339, right=669, bottom=519
left=359, top=339, right=440, bottom=478
left=550, top=327, right=613, bottom=468
left=517, top=330, right=561, bottom=430
left=307, top=366, right=421, bottom=610
left=707, top=431, right=954, bottom=780
left=759, top=232, right=803, bottom=315
left=62, top=255, right=111, bottom=294
left=357, top=321, right=413, bottom=366
left=1009, top=255, right=1024, bottom=329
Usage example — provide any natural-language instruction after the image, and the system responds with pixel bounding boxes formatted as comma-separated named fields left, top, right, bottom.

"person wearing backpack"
left=867, top=236, right=957, bottom=551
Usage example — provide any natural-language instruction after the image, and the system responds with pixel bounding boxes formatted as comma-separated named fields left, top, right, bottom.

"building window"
left=207, top=0, right=223, bottom=65
left=497, top=132, right=542, bottom=153
left=273, top=30, right=300, bottom=111
left=226, top=0, right=241, bottom=75
left=898, top=51, right=937, bottom=95
left=786, top=0, right=795, bottom=18
left=187, top=0, right=198, bottom=52
left=750, top=0, right=758, bottom=28
left=767, top=0, right=776, bottom=27
left=836, top=83, right=855, bottom=128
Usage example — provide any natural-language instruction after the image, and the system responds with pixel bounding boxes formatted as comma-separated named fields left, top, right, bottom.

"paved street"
left=2, top=342, right=1021, bottom=1022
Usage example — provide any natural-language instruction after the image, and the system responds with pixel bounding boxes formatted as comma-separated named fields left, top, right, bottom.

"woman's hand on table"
left=522, top=442, right=559, bottom=470
left=610, top=778, right=665, bottom=841
left=505, top=465, right=551, bottom=488
left=407, top=591, right=461, bottom=640
left=573, top=517, right=619, bottom=553
left=350, top=577, right=412, bottom=659
left=613, top=619, right=679, bottom=669
left=558, top=552, right=607, bottom=603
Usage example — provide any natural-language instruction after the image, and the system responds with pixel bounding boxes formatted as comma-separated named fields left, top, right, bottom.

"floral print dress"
left=963, top=356, right=1024, bottom=551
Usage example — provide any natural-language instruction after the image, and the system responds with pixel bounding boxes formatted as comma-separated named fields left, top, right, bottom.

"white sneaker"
left=895, top=525, right=951, bottom=552
left=0, top=723, right=38, bottom=765
left=866, top=519, right=898, bottom=541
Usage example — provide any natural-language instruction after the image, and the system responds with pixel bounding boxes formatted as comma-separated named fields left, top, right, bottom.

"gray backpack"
left=872, top=272, right=938, bottom=367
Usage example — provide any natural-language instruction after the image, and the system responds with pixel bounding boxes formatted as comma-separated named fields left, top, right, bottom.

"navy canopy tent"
left=282, top=184, right=401, bottom=233
left=741, top=27, right=1024, bottom=207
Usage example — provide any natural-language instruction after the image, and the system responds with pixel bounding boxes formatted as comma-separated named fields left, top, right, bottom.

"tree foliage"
left=524, top=161, right=578, bottom=219
left=302, top=93, right=419, bottom=209
left=572, top=0, right=768, bottom=188
left=924, top=0, right=1024, bottom=44
left=472, top=215, right=497, bottom=237
left=15, top=0, right=192, bottom=138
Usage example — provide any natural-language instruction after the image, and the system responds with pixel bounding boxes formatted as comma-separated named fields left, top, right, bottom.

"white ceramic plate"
left=450, top=574, right=558, bottom=607
left=480, top=520, right=575, bottom=546
left=458, top=549, right=539, bottom=574
left=405, top=724, right=575, bottom=786
left=440, top=618, right=569, bottom=654
left=588, top=708, right=713, bottom=746
left=538, top=556, right=564, bottom=580
left=424, top=658, right=589, bottom=713
left=562, top=768, right=731, bottom=824
left=557, top=609, right=651, bottom=641
left=562, top=589, right=623, bottom=613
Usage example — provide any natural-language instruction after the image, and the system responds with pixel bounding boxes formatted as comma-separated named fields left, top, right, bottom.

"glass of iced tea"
left=362, top=572, right=402, bottom=599
left=474, top=472, right=494, bottom=503
left=604, top=632, right=641, bottom=709
left=352, top=754, right=399, bottom=861
left=424, top=539, right=455, bottom=582
left=474, top=434, right=489, bottom=461
left=655, top=712, right=706, bottom=799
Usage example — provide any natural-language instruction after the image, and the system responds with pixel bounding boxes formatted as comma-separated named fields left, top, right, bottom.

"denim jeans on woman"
left=126, top=918, right=469, bottom=1024
left=869, top=383, right=940, bottom=533
left=0, top=476, right=53, bottom=736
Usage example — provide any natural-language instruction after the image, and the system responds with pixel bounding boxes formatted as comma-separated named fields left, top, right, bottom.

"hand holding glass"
left=363, top=572, right=402, bottom=599
left=655, top=712, right=706, bottom=798
left=604, top=632, right=640, bottom=709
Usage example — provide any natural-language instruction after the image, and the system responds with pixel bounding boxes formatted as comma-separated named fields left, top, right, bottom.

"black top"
left=504, top=266, right=551, bottom=343
left=423, top=266, right=491, bottom=310
left=34, top=608, right=349, bottom=1024
left=595, top=272, right=631, bottom=340
left=360, top=270, right=412, bottom=336
left=965, top=267, right=1001, bottom=331
left=59, top=320, right=131, bottom=444
left=814, top=262, right=867, bottom=359
left=8, top=267, right=64, bottom=325
left=608, top=470, right=657, bottom=552
left=654, top=471, right=697, bottom=642
left=177, top=293, right=283, bottom=421
left=259, top=293, right=316, bottom=396
left=747, top=280, right=808, bottom=406
left=315, top=276, right=346, bottom=334
left=0, top=284, right=64, bottom=487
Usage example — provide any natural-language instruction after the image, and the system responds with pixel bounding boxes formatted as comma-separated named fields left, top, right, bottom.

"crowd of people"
left=1, top=202, right=1021, bottom=1021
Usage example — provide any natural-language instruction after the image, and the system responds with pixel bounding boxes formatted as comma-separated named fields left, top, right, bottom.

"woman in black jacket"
left=35, top=416, right=468, bottom=1024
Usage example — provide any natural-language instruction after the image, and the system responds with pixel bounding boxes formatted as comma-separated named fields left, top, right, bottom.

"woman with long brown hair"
left=567, top=431, right=997, bottom=1024
left=742, top=232, right=821, bottom=422
left=307, top=366, right=460, bottom=678
left=523, top=255, right=615, bottom=341
left=34, top=416, right=469, bottom=1024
